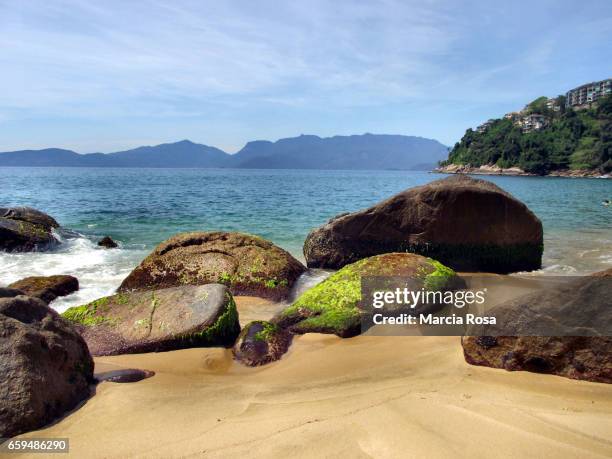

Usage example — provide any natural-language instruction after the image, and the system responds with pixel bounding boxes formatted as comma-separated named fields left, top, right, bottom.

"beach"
left=13, top=296, right=612, bottom=458
left=3, top=169, right=611, bottom=457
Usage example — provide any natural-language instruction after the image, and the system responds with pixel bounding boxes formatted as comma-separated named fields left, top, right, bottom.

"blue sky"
left=0, top=0, right=610, bottom=153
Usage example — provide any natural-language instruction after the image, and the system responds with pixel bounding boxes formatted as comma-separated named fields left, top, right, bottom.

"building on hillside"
left=476, top=119, right=495, bottom=133
left=503, top=112, right=521, bottom=121
left=519, top=114, right=548, bottom=133
left=566, top=78, right=612, bottom=109
left=546, top=98, right=561, bottom=112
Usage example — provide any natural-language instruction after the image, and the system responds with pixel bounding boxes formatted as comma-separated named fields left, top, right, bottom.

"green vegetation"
left=277, top=254, right=458, bottom=337
left=192, top=293, right=240, bottom=345
left=442, top=94, right=612, bottom=174
left=252, top=321, right=281, bottom=342
left=423, top=259, right=456, bottom=291
left=278, top=258, right=364, bottom=335
left=62, top=297, right=113, bottom=326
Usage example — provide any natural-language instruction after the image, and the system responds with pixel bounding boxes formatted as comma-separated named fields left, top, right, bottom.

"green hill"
left=442, top=94, right=612, bottom=175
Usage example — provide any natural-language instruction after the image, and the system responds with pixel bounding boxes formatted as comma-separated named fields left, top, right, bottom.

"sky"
left=0, top=0, right=611, bottom=153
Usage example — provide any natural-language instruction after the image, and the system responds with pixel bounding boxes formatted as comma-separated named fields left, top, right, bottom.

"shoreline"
left=434, top=164, right=610, bottom=178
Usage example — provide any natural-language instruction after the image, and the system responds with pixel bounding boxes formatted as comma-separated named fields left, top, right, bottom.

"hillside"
left=441, top=94, right=612, bottom=174
left=0, top=134, right=448, bottom=170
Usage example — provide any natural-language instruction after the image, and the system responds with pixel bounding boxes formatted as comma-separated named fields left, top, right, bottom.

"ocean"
left=1, top=167, right=610, bottom=312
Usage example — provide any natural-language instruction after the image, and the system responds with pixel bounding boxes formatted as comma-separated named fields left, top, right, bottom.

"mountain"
left=441, top=94, right=612, bottom=174
left=93, top=140, right=230, bottom=168
left=231, top=134, right=449, bottom=170
left=0, top=134, right=449, bottom=170
left=0, top=148, right=88, bottom=167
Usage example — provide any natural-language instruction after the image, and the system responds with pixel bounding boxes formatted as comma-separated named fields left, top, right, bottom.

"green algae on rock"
left=233, top=320, right=293, bottom=366
left=118, top=231, right=306, bottom=301
left=273, top=253, right=460, bottom=338
left=62, top=284, right=240, bottom=356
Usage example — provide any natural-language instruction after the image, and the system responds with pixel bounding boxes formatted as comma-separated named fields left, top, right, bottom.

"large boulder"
left=233, top=320, right=293, bottom=366
left=0, top=296, right=94, bottom=438
left=119, top=232, right=306, bottom=301
left=273, top=253, right=460, bottom=338
left=0, top=207, right=60, bottom=252
left=462, top=270, right=612, bottom=383
left=304, top=175, right=543, bottom=273
left=8, top=275, right=79, bottom=304
left=62, top=284, right=241, bottom=356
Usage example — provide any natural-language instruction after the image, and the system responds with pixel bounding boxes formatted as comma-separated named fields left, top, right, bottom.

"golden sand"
left=16, top=296, right=612, bottom=458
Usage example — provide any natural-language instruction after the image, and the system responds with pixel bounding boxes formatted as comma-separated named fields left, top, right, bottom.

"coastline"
left=434, top=164, right=610, bottom=178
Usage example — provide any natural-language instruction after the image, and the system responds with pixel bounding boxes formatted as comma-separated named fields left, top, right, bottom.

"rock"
left=8, top=275, right=79, bottom=304
left=95, top=369, right=155, bottom=383
left=119, top=232, right=306, bottom=301
left=462, top=336, right=611, bottom=383
left=0, top=207, right=60, bottom=252
left=0, top=295, right=94, bottom=438
left=62, top=284, right=241, bottom=356
left=304, top=175, right=543, bottom=273
left=462, top=270, right=612, bottom=383
left=233, top=321, right=292, bottom=366
left=0, top=288, right=24, bottom=298
left=273, top=253, right=460, bottom=338
left=98, top=236, right=118, bottom=248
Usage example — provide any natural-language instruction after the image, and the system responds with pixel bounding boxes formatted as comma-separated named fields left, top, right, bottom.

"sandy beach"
left=13, top=296, right=612, bottom=459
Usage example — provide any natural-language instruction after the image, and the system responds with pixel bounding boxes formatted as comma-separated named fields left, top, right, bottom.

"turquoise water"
left=1, top=168, right=610, bottom=310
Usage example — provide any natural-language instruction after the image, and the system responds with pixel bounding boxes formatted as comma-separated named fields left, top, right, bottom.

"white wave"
left=288, top=268, right=333, bottom=302
left=0, top=234, right=147, bottom=313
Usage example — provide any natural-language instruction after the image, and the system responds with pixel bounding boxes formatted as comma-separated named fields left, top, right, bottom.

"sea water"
left=1, top=167, right=610, bottom=311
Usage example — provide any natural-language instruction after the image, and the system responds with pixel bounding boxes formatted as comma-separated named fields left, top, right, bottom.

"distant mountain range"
left=0, top=134, right=448, bottom=170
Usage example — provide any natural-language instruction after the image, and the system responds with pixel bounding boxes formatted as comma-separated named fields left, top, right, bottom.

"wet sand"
left=15, top=296, right=612, bottom=458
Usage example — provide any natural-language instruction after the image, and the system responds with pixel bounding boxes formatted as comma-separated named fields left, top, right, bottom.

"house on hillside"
left=519, top=114, right=548, bottom=133
left=476, top=119, right=495, bottom=133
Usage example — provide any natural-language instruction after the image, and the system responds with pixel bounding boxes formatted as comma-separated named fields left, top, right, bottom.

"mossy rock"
left=273, top=253, right=460, bottom=338
left=304, top=175, right=543, bottom=273
left=62, top=284, right=240, bottom=356
left=233, top=320, right=293, bottom=366
left=119, top=232, right=306, bottom=301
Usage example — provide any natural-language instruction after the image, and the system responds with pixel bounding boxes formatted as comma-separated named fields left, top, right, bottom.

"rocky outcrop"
left=273, top=253, right=460, bottom=338
left=462, top=270, right=612, bottom=383
left=0, top=295, right=94, bottom=438
left=435, top=164, right=609, bottom=178
left=62, top=284, right=240, bottom=356
left=119, top=232, right=306, bottom=301
left=8, top=275, right=79, bottom=304
left=304, top=175, right=543, bottom=273
left=0, top=207, right=60, bottom=252
left=233, top=320, right=292, bottom=366
left=98, top=236, right=118, bottom=248
left=434, top=164, right=533, bottom=176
